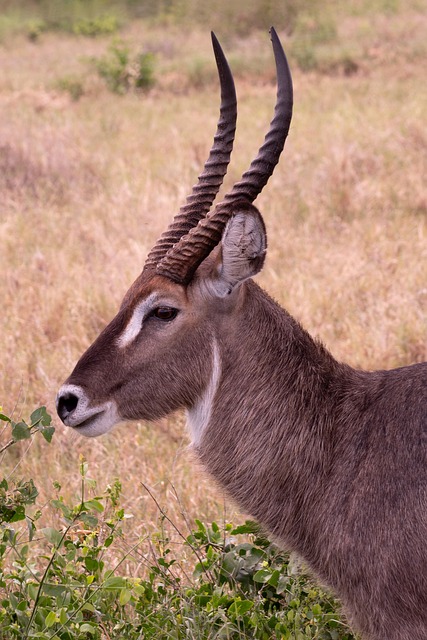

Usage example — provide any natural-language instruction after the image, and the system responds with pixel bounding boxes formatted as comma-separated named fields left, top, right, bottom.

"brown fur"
left=196, top=279, right=427, bottom=640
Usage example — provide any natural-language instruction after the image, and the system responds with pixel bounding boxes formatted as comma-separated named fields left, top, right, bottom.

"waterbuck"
left=56, top=29, right=427, bottom=640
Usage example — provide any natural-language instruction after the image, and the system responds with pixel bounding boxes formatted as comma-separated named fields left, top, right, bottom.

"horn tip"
left=269, top=25, right=293, bottom=96
left=211, top=31, right=219, bottom=47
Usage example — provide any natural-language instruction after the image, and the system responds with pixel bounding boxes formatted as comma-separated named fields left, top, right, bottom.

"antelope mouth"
left=72, top=410, right=105, bottom=430
left=56, top=384, right=121, bottom=438
left=68, top=404, right=120, bottom=438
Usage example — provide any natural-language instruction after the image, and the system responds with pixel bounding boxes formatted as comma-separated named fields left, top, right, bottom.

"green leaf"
left=0, top=413, right=11, bottom=422
left=193, top=561, right=205, bottom=579
left=30, top=406, right=52, bottom=427
left=79, top=511, right=98, bottom=527
left=42, top=584, right=68, bottom=598
left=80, top=623, right=96, bottom=634
left=9, top=505, right=26, bottom=522
left=59, top=608, right=68, bottom=625
left=45, top=610, right=57, bottom=628
left=195, top=519, right=206, bottom=532
left=276, top=573, right=289, bottom=594
left=11, top=421, right=31, bottom=441
left=103, top=576, right=127, bottom=590
left=40, top=426, right=55, bottom=443
left=80, top=460, right=89, bottom=477
left=119, top=588, right=132, bottom=605
left=253, top=569, right=272, bottom=584
left=28, top=583, right=38, bottom=600
left=51, top=498, right=73, bottom=520
left=228, top=599, right=254, bottom=616
left=83, top=498, right=104, bottom=513
left=230, top=520, right=260, bottom=535
left=267, top=569, right=281, bottom=588
left=41, top=527, right=63, bottom=547
left=84, top=557, right=99, bottom=572
left=25, top=516, right=36, bottom=541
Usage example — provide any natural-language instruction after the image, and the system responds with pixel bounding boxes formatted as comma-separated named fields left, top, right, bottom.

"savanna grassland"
left=0, top=0, right=427, bottom=637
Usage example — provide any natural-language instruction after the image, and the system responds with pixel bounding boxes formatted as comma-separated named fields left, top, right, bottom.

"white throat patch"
left=187, top=338, right=221, bottom=447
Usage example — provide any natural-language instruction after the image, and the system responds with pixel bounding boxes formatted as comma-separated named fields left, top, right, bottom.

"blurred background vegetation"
left=1, top=0, right=425, bottom=84
left=0, top=0, right=422, bottom=42
left=0, top=0, right=351, bottom=37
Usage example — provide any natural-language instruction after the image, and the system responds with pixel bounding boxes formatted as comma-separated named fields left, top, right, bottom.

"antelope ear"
left=210, top=203, right=267, bottom=297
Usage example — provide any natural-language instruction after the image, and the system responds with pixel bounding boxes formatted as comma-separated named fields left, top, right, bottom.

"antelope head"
left=56, top=28, right=293, bottom=441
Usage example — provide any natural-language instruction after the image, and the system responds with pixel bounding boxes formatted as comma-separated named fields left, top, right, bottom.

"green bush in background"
left=93, top=40, right=156, bottom=94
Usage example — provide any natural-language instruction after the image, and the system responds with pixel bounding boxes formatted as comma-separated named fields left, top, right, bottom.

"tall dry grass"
left=1, top=9, right=426, bottom=546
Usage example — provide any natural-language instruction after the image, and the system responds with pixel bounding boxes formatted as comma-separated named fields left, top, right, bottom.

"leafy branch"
left=0, top=406, right=55, bottom=455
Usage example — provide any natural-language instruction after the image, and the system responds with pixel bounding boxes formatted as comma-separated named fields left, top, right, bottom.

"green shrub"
left=186, top=56, right=216, bottom=89
left=26, top=19, right=46, bottom=42
left=94, top=41, right=155, bottom=94
left=294, top=11, right=337, bottom=46
left=289, top=11, right=359, bottom=76
left=55, top=76, right=85, bottom=101
left=94, top=40, right=131, bottom=94
left=134, top=52, right=156, bottom=91
left=292, top=38, right=318, bottom=72
left=0, top=407, right=354, bottom=638
left=72, top=14, right=119, bottom=37
left=180, top=519, right=355, bottom=639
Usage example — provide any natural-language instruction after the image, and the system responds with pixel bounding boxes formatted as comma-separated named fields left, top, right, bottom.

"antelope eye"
left=151, top=307, right=178, bottom=321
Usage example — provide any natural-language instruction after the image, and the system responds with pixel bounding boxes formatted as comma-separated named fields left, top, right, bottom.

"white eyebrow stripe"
left=117, top=292, right=159, bottom=348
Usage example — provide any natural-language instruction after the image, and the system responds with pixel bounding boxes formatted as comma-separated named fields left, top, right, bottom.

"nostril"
left=57, top=393, right=79, bottom=420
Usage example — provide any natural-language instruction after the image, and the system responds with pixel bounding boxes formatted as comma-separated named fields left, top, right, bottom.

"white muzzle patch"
left=56, top=384, right=121, bottom=437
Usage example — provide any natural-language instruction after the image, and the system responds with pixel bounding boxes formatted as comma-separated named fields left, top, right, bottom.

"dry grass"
left=1, top=9, right=427, bottom=547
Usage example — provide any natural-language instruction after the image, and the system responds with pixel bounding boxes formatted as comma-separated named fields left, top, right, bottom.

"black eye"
left=151, top=307, right=178, bottom=321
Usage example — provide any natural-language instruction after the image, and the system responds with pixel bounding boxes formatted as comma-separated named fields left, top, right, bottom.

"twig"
left=140, top=481, right=215, bottom=583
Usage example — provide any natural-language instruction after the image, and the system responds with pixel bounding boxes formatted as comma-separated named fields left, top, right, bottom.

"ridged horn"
left=156, top=27, right=293, bottom=285
left=224, top=26, right=293, bottom=204
left=143, top=32, right=237, bottom=271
